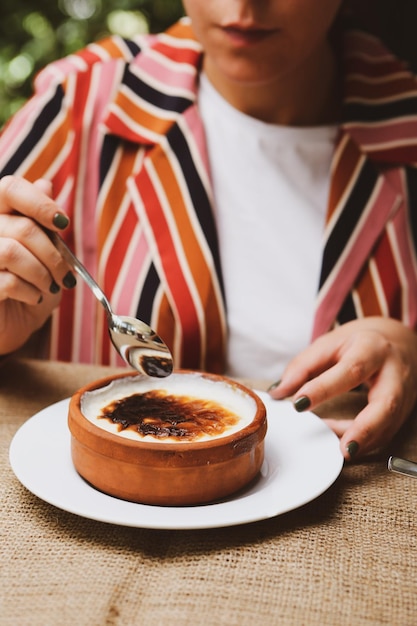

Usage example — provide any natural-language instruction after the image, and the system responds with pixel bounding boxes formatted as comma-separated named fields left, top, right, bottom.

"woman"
left=0, top=0, right=417, bottom=460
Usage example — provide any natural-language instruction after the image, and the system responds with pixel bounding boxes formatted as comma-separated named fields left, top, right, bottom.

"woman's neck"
left=203, top=41, right=342, bottom=127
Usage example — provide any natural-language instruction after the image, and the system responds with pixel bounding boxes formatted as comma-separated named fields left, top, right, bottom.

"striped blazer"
left=1, top=18, right=417, bottom=372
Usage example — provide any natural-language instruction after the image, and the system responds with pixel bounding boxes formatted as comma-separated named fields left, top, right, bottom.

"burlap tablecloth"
left=1, top=358, right=416, bottom=626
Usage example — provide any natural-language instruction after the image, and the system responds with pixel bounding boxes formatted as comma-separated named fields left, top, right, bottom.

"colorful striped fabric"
left=1, top=18, right=417, bottom=371
left=313, top=29, right=417, bottom=338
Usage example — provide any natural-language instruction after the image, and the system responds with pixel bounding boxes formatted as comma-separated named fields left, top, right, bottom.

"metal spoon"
left=49, top=231, right=173, bottom=378
left=387, top=456, right=417, bottom=479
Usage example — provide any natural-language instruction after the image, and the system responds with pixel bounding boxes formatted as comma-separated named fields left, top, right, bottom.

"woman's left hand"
left=268, top=317, right=417, bottom=460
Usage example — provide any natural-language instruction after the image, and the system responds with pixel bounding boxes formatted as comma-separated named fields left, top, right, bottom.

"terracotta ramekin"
left=67, top=370, right=267, bottom=506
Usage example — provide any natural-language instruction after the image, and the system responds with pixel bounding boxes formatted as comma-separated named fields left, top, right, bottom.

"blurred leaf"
left=0, top=0, right=183, bottom=127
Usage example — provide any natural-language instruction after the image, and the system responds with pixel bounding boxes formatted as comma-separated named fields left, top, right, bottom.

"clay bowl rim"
left=68, top=370, right=267, bottom=464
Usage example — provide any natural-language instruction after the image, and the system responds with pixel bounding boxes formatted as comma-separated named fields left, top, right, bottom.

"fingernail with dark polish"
left=63, top=271, right=77, bottom=289
left=52, top=212, right=69, bottom=230
left=267, top=380, right=281, bottom=392
left=49, top=280, right=60, bottom=294
left=346, top=441, right=359, bottom=460
left=294, top=396, right=311, bottom=412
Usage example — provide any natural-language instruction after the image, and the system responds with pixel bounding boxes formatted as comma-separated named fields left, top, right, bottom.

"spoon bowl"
left=49, top=231, right=173, bottom=378
left=109, top=315, right=173, bottom=377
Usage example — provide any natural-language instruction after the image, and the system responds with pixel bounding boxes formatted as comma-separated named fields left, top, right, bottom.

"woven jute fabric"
left=1, top=358, right=417, bottom=626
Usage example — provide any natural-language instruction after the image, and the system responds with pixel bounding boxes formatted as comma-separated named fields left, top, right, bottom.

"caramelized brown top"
left=98, top=390, right=240, bottom=441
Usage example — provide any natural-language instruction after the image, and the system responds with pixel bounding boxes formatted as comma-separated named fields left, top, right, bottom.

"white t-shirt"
left=198, top=74, right=337, bottom=379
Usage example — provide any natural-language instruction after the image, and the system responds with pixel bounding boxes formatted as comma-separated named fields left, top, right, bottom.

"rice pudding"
left=81, top=372, right=256, bottom=442
left=68, top=370, right=267, bottom=506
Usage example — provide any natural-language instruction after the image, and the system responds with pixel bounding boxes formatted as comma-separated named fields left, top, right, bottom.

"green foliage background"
left=0, top=0, right=184, bottom=127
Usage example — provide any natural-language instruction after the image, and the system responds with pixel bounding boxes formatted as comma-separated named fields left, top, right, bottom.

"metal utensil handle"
left=49, top=230, right=113, bottom=320
left=388, top=455, right=417, bottom=478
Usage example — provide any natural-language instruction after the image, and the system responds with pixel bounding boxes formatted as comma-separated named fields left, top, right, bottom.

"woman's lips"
left=221, top=24, right=278, bottom=46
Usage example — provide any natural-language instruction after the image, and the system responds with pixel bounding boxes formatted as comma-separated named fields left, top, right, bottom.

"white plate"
left=9, top=392, right=344, bottom=530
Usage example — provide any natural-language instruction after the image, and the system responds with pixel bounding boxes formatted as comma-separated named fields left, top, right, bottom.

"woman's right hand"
left=0, top=175, right=76, bottom=355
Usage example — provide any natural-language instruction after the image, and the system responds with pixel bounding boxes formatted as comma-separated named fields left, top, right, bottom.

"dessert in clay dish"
left=68, top=370, right=267, bottom=506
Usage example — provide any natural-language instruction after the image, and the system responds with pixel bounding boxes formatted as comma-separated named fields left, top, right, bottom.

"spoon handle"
left=388, top=455, right=417, bottom=478
left=48, top=230, right=113, bottom=320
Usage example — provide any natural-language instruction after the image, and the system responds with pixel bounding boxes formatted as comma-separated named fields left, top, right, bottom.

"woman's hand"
left=0, top=175, right=75, bottom=355
left=269, top=317, right=417, bottom=461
